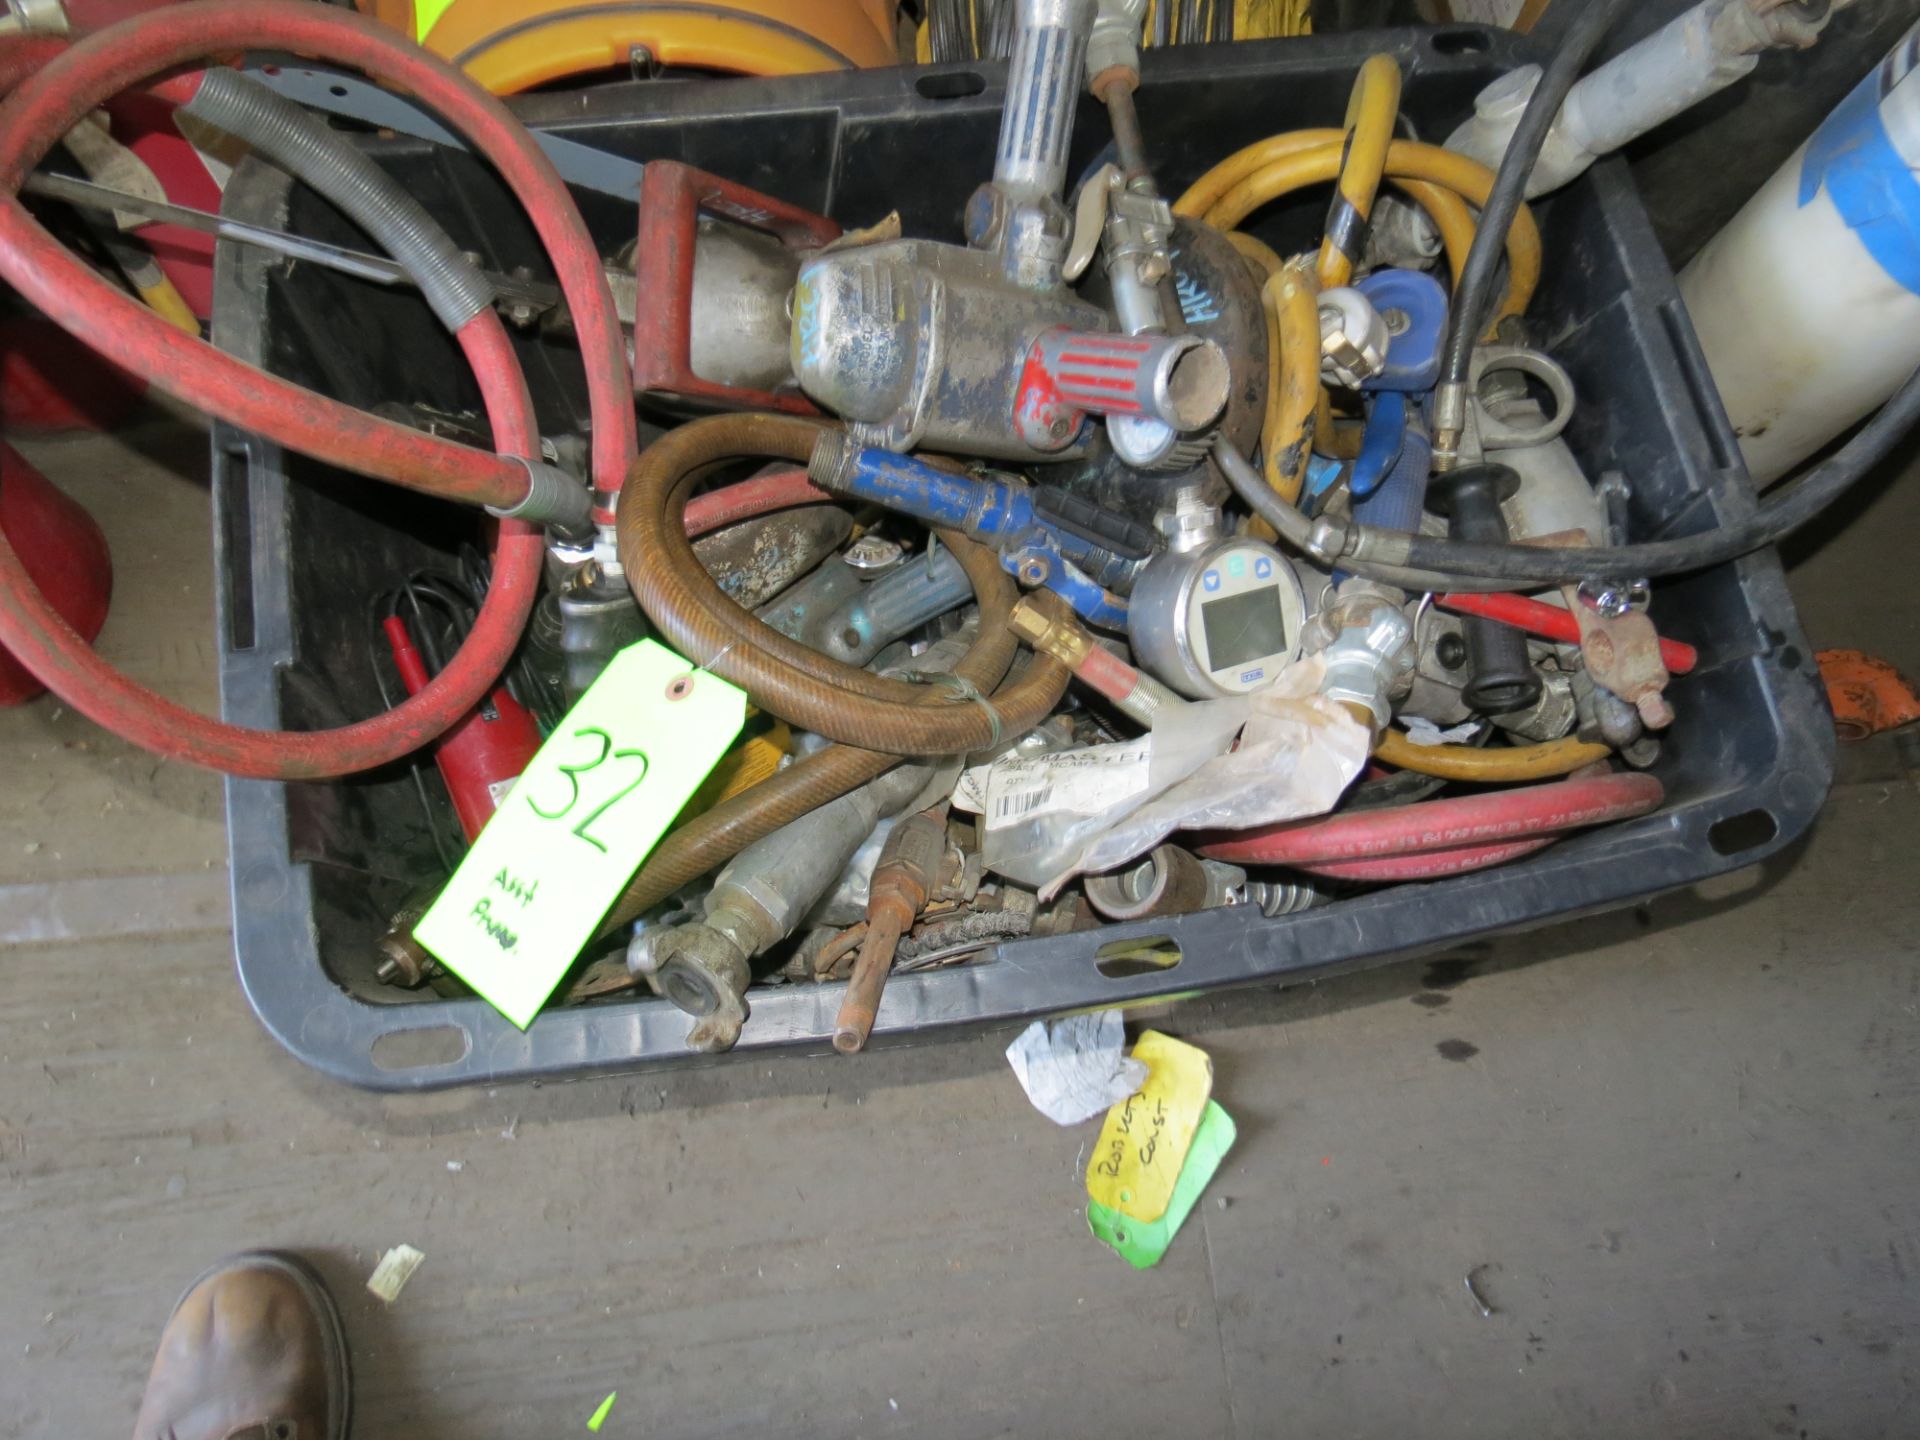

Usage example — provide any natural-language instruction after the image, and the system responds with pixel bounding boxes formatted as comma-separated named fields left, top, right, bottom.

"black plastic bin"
left=211, top=26, right=1833, bottom=1090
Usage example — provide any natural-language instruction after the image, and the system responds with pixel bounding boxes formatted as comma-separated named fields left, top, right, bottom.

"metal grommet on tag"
left=666, top=675, right=695, bottom=701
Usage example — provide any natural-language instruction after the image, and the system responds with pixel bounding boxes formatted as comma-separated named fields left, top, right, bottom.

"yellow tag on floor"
left=413, top=640, right=745, bottom=1029
left=1084, top=1031, right=1214, bottom=1224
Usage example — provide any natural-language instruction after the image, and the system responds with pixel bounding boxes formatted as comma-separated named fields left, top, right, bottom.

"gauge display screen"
left=1200, top=585, right=1288, bottom=671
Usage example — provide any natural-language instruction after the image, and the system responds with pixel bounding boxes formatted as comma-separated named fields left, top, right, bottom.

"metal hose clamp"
left=485, top=456, right=592, bottom=534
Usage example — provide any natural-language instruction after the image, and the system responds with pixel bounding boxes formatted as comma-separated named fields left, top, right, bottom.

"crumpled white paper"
left=1064, top=656, right=1371, bottom=890
left=1402, top=715, right=1482, bottom=746
left=1004, top=1009, right=1147, bottom=1126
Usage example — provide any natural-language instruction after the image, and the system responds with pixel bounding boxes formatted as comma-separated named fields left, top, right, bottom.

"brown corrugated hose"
left=616, top=413, right=1065, bottom=754
left=606, top=414, right=1068, bottom=928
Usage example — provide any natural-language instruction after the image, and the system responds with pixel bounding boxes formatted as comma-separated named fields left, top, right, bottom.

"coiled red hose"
left=1295, top=836, right=1555, bottom=882
left=1198, top=771, right=1664, bottom=867
left=0, top=7, right=634, bottom=504
left=0, top=317, right=542, bottom=778
left=0, top=3, right=636, bottom=778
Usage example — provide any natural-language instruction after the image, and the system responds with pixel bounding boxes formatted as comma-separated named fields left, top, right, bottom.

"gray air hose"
left=182, top=68, right=494, bottom=333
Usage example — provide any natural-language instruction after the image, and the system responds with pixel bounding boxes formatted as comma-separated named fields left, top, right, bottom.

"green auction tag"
left=1087, top=1101, right=1237, bottom=1269
left=413, top=639, right=745, bottom=1029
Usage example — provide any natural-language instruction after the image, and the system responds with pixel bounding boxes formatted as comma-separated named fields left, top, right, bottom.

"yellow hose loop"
left=1225, top=226, right=1284, bottom=281
left=1209, top=143, right=1541, bottom=327
left=1374, top=729, right=1613, bottom=782
left=1175, top=128, right=1333, bottom=218
left=1232, top=218, right=1362, bottom=467
left=1316, top=54, right=1401, bottom=290
left=1175, top=133, right=1542, bottom=328
left=1262, top=258, right=1322, bottom=506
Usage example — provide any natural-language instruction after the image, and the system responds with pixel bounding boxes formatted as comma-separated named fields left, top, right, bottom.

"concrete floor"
left=1, top=419, right=1916, bottom=1439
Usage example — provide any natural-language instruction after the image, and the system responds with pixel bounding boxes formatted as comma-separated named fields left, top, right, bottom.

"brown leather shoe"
left=131, top=1252, right=350, bottom=1440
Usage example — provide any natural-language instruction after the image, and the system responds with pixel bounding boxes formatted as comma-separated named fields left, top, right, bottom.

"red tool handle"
left=1438, top=592, right=1698, bottom=674
left=632, top=160, right=840, bottom=417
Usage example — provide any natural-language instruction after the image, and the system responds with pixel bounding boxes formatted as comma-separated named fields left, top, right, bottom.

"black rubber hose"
left=1437, top=0, right=1635, bottom=391
left=1216, top=434, right=1501, bottom=592
left=1376, top=360, right=1920, bottom=582
left=1218, top=355, right=1920, bottom=588
left=1426, top=465, right=1541, bottom=711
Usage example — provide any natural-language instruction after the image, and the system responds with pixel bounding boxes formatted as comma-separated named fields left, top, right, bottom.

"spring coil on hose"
left=1231, top=878, right=1327, bottom=917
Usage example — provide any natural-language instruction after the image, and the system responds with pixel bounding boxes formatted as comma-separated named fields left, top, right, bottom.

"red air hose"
left=0, top=3, right=635, bottom=778
left=0, top=5, right=634, bottom=504
left=1198, top=771, right=1664, bottom=867
left=0, top=317, right=543, bottom=778
left=1437, top=591, right=1698, bottom=674
left=682, top=467, right=831, bottom=538
left=1295, top=836, right=1556, bottom=882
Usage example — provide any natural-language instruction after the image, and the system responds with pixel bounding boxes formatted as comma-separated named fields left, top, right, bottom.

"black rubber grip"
left=1033, top=487, right=1158, bottom=560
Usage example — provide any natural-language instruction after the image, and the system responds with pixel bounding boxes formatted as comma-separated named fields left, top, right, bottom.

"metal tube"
left=994, top=0, right=1096, bottom=203
left=1105, top=82, right=1149, bottom=181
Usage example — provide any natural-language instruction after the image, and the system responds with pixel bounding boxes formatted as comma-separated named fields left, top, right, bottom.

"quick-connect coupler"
left=808, top=433, right=1138, bottom=628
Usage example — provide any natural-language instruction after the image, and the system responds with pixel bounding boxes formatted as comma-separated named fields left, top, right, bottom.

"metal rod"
left=1105, top=83, right=1150, bottom=182
left=23, top=171, right=559, bottom=307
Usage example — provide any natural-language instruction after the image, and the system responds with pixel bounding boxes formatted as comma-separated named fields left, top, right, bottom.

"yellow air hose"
left=1177, top=78, right=1542, bottom=519
left=1374, top=729, right=1613, bottom=782
left=1315, top=54, right=1400, bottom=290
left=1179, top=135, right=1542, bottom=328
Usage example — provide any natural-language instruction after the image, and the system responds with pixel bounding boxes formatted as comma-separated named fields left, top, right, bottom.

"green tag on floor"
left=413, top=639, right=745, bottom=1029
left=1087, top=1101, right=1236, bottom=1269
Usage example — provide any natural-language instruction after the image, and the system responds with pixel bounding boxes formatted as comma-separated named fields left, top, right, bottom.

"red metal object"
left=108, top=88, right=222, bottom=318
left=0, top=313, right=148, bottom=434
left=0, top=441, right=112, bottom=705
left=3, top=23, right=223, bottom=320
left=631, top=159, right=838, bottom=416
left=382, top=614, right=541, bottom=841
left=1198, top=771, right=1665, bottom=867
left=1011, top=337, right=1077, bottom=452
left=1437, top=591, right=1698, bottom=675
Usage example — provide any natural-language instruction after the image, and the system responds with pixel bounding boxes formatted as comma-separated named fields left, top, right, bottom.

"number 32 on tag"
left=413, top=640, right=746, bottom=1029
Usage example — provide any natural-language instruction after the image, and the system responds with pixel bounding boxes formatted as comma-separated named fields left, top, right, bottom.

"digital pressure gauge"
left=1127, top=537, right=1308, bottom=699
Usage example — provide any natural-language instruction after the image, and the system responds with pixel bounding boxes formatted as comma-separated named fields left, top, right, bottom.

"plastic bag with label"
left=1070, top=657, right=1370, bottom=888
left=953, top=696, right=1249, bottom=890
